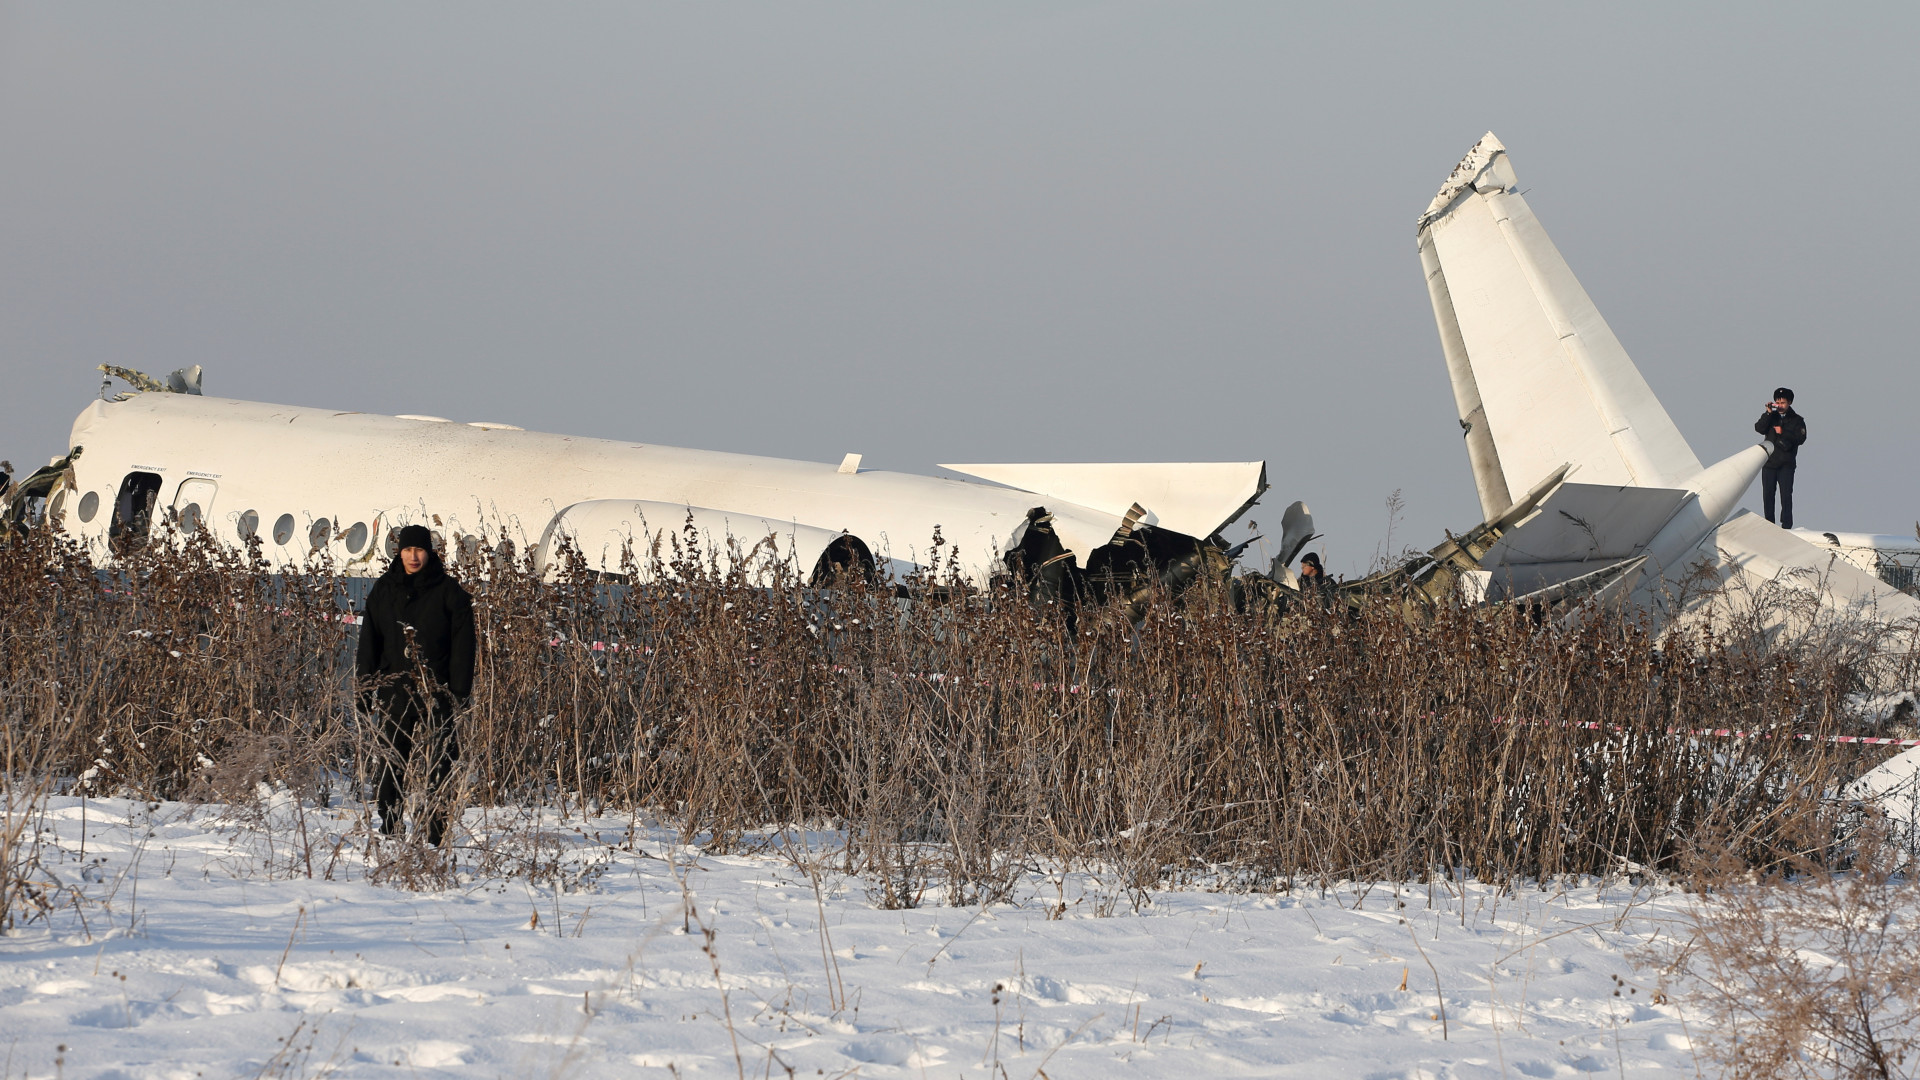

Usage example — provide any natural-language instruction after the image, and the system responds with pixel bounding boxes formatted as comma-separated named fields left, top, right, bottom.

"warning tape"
left=1541, top=719, right=1920, bottom=749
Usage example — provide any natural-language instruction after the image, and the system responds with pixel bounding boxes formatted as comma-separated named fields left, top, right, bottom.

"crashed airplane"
left=3, top=131, right=1914, bottom=634
left=1369, top=132, right=1920, bottom=638
left=5, top=368, right=1268, bottom=606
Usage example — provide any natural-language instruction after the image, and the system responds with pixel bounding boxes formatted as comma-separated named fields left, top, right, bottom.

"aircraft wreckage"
left=4, top=133, right=1918, bottom=635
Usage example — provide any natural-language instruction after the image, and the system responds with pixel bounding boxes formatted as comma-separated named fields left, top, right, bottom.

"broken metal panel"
left=1272, top=500, right=1318, bottom=576
left=1, top=448, right=82, bottom=533
left=937, top=461, right=1268, bottom=542
left=98, top=364, right=203, bottom=402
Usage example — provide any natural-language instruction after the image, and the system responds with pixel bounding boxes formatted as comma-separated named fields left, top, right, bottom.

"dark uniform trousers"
left=1761, top=465, right=1796, bottom=530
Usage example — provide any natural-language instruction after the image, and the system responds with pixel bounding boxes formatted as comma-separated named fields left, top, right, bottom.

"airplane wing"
left=1417, top=133, right=1703, bottom=516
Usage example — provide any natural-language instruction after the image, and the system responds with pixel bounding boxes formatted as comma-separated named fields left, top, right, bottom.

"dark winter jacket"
left=355, top=554, right=476, bottom=704
left=1753, top=407, right=1807, bottom=469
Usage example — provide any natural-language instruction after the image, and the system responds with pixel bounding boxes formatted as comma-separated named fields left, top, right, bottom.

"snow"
left=2, top=796, right=1708, bottom=1078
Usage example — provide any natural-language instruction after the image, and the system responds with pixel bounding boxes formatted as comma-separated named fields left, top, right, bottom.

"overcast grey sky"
left=3, top=4, right=1914, bottom=572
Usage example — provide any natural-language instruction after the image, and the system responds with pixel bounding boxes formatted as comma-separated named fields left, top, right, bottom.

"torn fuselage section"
left=0, top=447, right=83, bottom=537
left=1297, top=464, right=1648, bottom=626
left=1003, top=504, right=1239, bottom=619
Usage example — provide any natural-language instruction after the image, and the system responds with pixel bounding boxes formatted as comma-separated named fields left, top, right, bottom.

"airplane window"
left=384, top=530, right=399, bottom=560
left=272, top=513, right=295, bottom=545
left=458, top=534, right=481, bottom=561
left=309, top=518, right=331, bottom=552
left=345, top=521, right=368, bottom=554
left=76, top=491, right=100, bottom=523
left=237, top=510, right=259, bottom=540
left=179, top=503, right=204, bottom=533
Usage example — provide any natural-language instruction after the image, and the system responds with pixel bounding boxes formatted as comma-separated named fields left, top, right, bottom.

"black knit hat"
left=1773, top=387, right=1795, bottom=402
left=1300, top=552, right=1323, bottom=570
left=395, top=524, right=434, bottom=551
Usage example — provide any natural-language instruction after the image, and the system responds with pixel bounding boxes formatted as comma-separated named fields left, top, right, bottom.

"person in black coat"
left=1296, top=551, right=1337, bottom=608
left=355, top=523, right=475, bottom=846
left=1753, top=387, right=1808, bottom=529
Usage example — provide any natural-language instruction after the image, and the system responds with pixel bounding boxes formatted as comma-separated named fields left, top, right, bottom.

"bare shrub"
left=0, top=517, right=1904, bottom=910
left=1660, top=829, right=1920, bottom=1079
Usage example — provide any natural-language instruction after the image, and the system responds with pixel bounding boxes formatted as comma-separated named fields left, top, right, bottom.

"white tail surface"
left=1418, top=133, right=1702, bottom=516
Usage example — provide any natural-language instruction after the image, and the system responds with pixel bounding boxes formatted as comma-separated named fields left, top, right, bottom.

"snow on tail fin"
left=1416, top=133, right=1702, bottom=518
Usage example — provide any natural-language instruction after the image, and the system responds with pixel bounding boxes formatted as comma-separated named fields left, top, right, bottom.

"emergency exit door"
left=173, top=478, right=218, bottom=534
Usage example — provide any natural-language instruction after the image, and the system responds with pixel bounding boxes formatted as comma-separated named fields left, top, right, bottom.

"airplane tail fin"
left=1417, top=133, right=1703, bottom=518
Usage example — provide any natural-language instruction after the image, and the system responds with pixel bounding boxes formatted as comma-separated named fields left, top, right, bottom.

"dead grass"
left=0, top=517, right=1908, bottom=926
left=1656, top=825, right=1920, bottom=1079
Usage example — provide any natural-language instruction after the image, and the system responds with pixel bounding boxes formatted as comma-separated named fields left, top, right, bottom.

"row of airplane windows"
left=72, top=471, right=384, bottom=556
left=74, top=471, right=505, bottom=564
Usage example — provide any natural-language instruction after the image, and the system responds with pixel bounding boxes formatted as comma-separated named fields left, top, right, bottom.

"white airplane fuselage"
left=51, top=393, right=1266, bottom=587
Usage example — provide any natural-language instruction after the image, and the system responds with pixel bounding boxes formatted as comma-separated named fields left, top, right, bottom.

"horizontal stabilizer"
left=938, top=462, right=1267, bottom=540
left=1482, top=482, right=1690, bottom=566
left=1846, top=745, right=1920, bottom=859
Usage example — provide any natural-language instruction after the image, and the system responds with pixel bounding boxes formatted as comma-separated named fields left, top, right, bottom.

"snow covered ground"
left=2, top=795, right=1709, bottom=1079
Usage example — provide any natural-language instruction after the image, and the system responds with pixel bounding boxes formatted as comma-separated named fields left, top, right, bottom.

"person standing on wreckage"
left=356, top=524, right=475, bottom=847
left=1754, top=387, right=1808, bottom=529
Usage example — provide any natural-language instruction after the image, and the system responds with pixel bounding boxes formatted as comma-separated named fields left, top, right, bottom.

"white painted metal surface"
left=56, top=392, right=1264, bottom=586
left=1792, top=529, right=1920, bottom=591
left=1419, top=132, right=1702, bottom=513
left=534, top=500, right=852, bottom=584
left=1419, top=133, right=1919, bottom=640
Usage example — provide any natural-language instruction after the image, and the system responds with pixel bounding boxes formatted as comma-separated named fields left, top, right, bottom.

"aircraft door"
left=172, top=478, right=218, bottom=534
left=110, top=472, right=163, bottom=547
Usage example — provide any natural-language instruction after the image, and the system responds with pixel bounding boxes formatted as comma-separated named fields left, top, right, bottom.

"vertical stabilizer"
left=1417, top=134, right=1702, bottom=510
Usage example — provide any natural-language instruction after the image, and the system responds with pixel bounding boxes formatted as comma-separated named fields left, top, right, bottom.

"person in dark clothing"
left=355, top=524, right=475, bottom=847
left=1296, top=551, right=1337, bottom=608
left=1753, top=387, right=1808, bottom=529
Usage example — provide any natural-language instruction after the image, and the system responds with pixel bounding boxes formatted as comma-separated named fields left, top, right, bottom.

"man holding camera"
left=1753, top=387, right=1807, bottom=529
